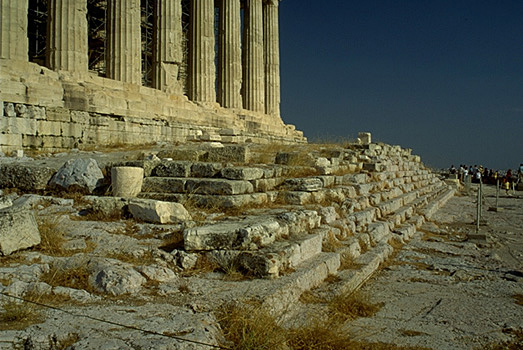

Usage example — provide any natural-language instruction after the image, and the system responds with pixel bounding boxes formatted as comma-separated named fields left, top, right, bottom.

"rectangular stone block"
left=0, top=116, right=36, bottom=135
left=142, top=177, right=186, bottom=193
left=22, top=135, right=43, bottom=148
left=46, top=107, right=71, bottom=122
left=0, top=133, right=22, bottom=146
left=60, top=122, right=84, bottom=138
left=41, top=135, right=63, bottom=148
left=153, top=161, right=191, bottom=177
left=185, top=178, right=254, bottom=195
left=36, top=120, right=62, bottom=136
left=70, top=111, right=90, bottom=124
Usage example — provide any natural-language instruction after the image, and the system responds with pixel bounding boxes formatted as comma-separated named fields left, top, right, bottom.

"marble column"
left=153, top=0, right=183, bottom=94
left=242, top=0, right=265, bottom=113
left=188, top=0, right=215, bottom=103
left=217, top=0, right=242, bottom=109
left=47, top=0, right=88, bottom=72
left=0, top=0, right=28, bottom=60
left=264, top=0, right=280, bottom=116
left=106, top=0, right=142, bottom=84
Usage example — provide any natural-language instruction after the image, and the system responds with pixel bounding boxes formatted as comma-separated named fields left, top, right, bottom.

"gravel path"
left=342, top=185, right=523, bottom=349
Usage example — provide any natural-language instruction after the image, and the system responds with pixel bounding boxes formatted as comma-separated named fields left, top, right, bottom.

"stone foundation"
left=0, top=59, right=304, bottom=154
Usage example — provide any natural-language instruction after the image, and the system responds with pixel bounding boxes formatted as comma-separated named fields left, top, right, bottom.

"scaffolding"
left=141, top=0, right=154, bottom=87
left=28, top=0, right=47, bottom=66
left=87, top=0, right=106, bottom=76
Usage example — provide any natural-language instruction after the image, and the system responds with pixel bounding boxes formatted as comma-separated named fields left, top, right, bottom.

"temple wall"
left=0, top=59, right=304, bottom=154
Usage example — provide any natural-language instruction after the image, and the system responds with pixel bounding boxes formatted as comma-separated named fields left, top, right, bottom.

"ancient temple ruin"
left=0, top=0, right=304, bottom=154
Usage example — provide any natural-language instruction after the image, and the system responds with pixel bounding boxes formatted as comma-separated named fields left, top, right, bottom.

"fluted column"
left=106, top=0, right=141, bottom=84
left=264, top=0, right=280, bottom=116
left=153, top=0, right=183, bottom=94
left=47, top=0, right=88, bottom=72
left=0, top=0, right=28, bottom=60
left=217, top=0, right=242, bottom=109
left=188, top=0, right=215, bottom=103
left=242, top=0, right=265, bottom=112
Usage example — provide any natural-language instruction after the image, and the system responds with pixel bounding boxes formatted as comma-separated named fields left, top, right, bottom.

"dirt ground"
left=342, top=184, right=523, bottom=350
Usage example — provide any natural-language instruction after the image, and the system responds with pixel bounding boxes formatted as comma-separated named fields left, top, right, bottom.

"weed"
left=339, top=253, right=358, bottom=270
left=287, top=320, right=356, bottom=350
left=41, top=265, right=93, bottom=293
left=180, top=254, right=218, bottom=277
left=178, top=281, right=190, bottom=294
left=36, top=216, right=68, bottom=256
left=216, top=301, right=287, bottom=350
left=481, top=328, right=523, bottom=350
left=210, top=255, right=245, bottom=281
left=0, top=299, right=43, bottom=330
left=322, top=231, right=344, bottom=252
left=329, top=292, right=383, bottom=322
left=299, top=290, right=326, bottom=304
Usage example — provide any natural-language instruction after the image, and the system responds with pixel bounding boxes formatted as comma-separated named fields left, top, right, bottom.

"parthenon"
left=0, top=0, right=304, bottom=153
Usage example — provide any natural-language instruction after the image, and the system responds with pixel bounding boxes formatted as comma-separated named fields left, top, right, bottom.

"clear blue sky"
left=278, top=0, right=523, bottom=171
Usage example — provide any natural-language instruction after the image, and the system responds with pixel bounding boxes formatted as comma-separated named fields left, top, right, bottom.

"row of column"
left=0, top=0, right=281, bottom=116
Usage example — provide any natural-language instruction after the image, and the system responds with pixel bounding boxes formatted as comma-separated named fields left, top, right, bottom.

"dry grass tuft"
left=329, top=292, right=383, bottom=322
left=217, top=302, right=287, bottom=350
left=339, top=253, right=358, bottom=271
left=481, top=328, right=523, bottom=350
left=41, top=265, right=93, bottom=293
left=37, top=217, right=68, bottom=256
left=0, top=299, right=43, bottom=330
left=287, top=321, right=356, bottom=350
left=322, top=231, right=344, bottom=252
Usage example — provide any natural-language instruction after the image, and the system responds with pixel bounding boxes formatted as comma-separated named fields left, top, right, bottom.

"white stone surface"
left=0, top=205, right=41, bottom=256
left=49, top=158, right=104, bottom=193
left=128, top=198, right=191, bottom=224
left=111, top=166, right=144, bottom=197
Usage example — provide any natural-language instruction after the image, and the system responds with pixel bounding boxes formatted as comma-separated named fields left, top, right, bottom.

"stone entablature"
left=0, top=0, right=301, bottom=153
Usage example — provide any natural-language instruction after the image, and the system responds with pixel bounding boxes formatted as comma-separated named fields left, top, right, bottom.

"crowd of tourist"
left=448, top=164, right=523, bottom=194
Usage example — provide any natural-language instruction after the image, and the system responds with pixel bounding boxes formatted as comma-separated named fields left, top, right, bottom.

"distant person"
left=503, top=177, right=510, bottom=195
left=475, top=170, right=481, bottom=183
left=449, top=165, right=456, bottom=175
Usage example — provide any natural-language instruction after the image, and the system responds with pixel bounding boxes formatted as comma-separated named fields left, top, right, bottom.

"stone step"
left=142, top=177, right=254, bottom=195
left=260, top=252, right=341, bottom=318
left=213, top=233, right=324, bottom=278
left=183, top=210, right=321, bottom=251
left=420, top=187, right=455, bottom=220
left=311, top=242, right=393, bottom=302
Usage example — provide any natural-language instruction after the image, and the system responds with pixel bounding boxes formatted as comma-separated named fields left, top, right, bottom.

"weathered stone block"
left=49, top=158, right=105, bottom=193
left=221, top=167, right=264, bottom=180
left=37, top=120, right=62, bottom=136
left=282, top=177, right=323, bottom=192
left=128, top=199, right=191, bottom=224
left=204, top=145, right=250, bottom=163
left=153, top=161, right=191, bottom=177
left=0, top=163, right=55, bottom=190
left=142, top=177, right=186, bottom=193
left=0, top=205, right=41, bottom=256
left=190, top=162, right=223, bottom=178
left=185, top=178, right=254, bottom=195
left=184, top=216, right=283, bottom=251
left=0, top=133, right=22, bottom=146
left=342, top=173, right=368, bottom=185
left=46, top=107, right=71, bottom=122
